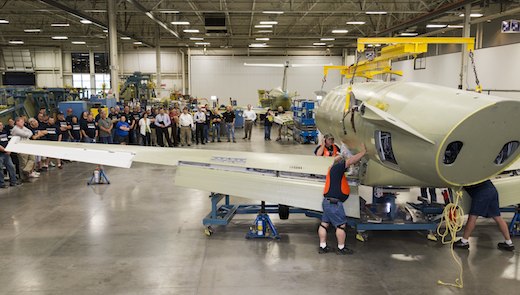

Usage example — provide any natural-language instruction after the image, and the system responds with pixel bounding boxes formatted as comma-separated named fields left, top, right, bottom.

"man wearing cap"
left=315, top=134, right=341, bottom=156
left=318, top=144, right=366, bottom=255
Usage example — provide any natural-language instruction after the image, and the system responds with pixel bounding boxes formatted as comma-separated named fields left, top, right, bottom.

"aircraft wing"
left=7, top=137, right=362, bottom=215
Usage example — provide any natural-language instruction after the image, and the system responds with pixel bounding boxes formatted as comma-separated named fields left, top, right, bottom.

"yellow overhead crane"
left=321, top=37, right=478, bottom=112
left=323, top=37, right=475, bottom=79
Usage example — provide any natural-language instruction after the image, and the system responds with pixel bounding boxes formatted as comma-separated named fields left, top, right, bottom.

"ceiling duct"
left=204, top=13, right=227, bottom=35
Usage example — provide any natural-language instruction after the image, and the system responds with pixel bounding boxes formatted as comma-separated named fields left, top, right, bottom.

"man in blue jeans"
left=222, top=105, right=236, bottom=143
left=454, top=179, right=515, bottom=251
left=0, top=122, right=20, bottom=187
left=318, top=143, right=366, bottom=255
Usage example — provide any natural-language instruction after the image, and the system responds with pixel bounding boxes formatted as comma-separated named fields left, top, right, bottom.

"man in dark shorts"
left=318, top=143, right=366, bottom=255
left=454, top=179, right=514, bottom=251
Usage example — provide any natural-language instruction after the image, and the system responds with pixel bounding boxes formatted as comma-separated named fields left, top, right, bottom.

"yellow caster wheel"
left=356, top=232, right=368, bottom=242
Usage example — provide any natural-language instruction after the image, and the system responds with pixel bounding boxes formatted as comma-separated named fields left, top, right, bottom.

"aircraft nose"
left=436, top=100, right=520, bottom=186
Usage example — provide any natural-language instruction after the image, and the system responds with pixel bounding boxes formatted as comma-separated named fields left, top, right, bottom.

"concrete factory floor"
left=0, top=126, right=518, bottom=294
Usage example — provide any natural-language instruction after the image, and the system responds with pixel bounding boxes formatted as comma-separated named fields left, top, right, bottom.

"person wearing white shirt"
left=179, top=107, right=194, bottom=146
left=138, top=112, right=152, bottom=146
left=193, top=106, right=206, bottom=145
left=10, top=117, right=40, bottom=180
left=154, top=108, right=173, bottom=147
left=242, top=104, right=257, bottom=140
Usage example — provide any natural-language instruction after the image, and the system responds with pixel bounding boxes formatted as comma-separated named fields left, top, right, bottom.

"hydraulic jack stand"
left=509, top=205, right=520, bottom=237
left=88, top=167, right=110, bottom=185
left=246, top=201, right=280, bottom=240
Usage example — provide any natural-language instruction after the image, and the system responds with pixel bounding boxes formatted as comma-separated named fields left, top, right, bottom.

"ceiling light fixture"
left=195, top=42, right=210, bottom=45
left=320, top=38, right=335, bottom=41
left=256, top=37, right=270, bottom=41
left=255, top=24, right=273, bottom=28
left=183, top=29, right=200, bottom=33
left=159, top=10, right=179, bottom=13
left=24, top=29, right=41, bottom=33
left=80, top=19, right=92, bottom=24
left=249, top=43, right=267, bottom=48
left=447, top=25, right=464, bottom=28
left=426, top=24, right=447, bottom=28
left=332, top=29, right=348, bottom=34
left=313, top=42, right=326, bottom=46
left=103, top=29, right=108, bottom=33
left=366, top=11, right=387, bottom=15
left=51, top=23, right=70, bottom=27
left=9, top=40, right=24, bottom=44
left=51, top=36, right=68, bottom=40
left=259, top=21, right=278, bottom=25
left=257, top=30, right=273, bottom=33
left=459, top=13, right=483, bottom=17
left=262, top=11, right=284, bottom=14
left=346, top=21, right=366, bottom=25
left=71, top=41, right=86, bottom=44
left=171, top=21, right=190, bottom=25
left=133, top=41, right=143, bottom=45
left=190, top=37, right=204, bottom=41
left=120, top=36, right=131, bottom=40
left=0, top=19, right=9, bottom=24
left=400, top=32, right=418, bottom=36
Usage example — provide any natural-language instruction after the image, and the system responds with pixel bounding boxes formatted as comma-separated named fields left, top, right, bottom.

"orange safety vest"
left=323, top=166, right=350, bottom=197
left=322, top=144, right=339, bottom=157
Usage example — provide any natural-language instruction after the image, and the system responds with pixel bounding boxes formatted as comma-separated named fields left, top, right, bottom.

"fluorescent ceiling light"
left=103, top=29, right=108, bottom=33
left=71, top=41, right=86, bottom=44
left=260, top=21, right=278, bottom=25
left=0, top=19, right=9, bottom=24
left=51, top=23, right=69, bottom=27
left=263, top=11, right=284, bottom=14
left=145, top=12, right=154, bottom=19
left=400, top=32, right=418, bottom=36
left=195, top=42, right=210, bottom=45
left=313, top=42, right=326, bottom=46
left=448, top=25, right=464, bottom=28
left=255, top=24, right=273, bottom=28
left=249, top=43, right=267, bottom=48
left=332, top=29, right=348, bottom=33
left=426, top=24, right=447, bottom=28
left=159, top=10, right=179, bottom=13
left=210, top=95, right=217, bottom=100
left=120, top=36, right=131, bottom=40
left=257, top=30, right=273, bottom=33
left=183, top=29, right=200, bottom=33
left=24, top=29, right=41, bottom=33
left=9, top=40, right=24, bottom=44
left=171, top=21, right=190, bottom=25
left=51, top=36, right=68, bottom=40
left=256, top=37, right=270, bottom=41
left=190, top=37, right=204, bottom=40
left=459, top=13, right=483, bottom=17
left=347, top=21, right=366, bottom=25
left=316, top=95, right=323, bottom=100
left=80, top=19, right=92, bottom=24
left=320, top=38, right=335, bottom=41
left=366, top=11, right=387, bottom=15
left=133, top=41, right=143, bottom=45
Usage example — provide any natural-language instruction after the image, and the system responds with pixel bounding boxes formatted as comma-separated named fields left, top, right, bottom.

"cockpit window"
left=494, top=141, right=519, bottom=165
left=444, top=141, right=463, bottom=165
left=375, top=131, right=398, bottom=167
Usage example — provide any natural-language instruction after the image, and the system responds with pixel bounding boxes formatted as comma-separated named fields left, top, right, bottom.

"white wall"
left=393, top=42, right=520, bottom=99
left=120, top=49, right=183, bottom=97
left=190, top=55, right=343, bottom=106
left=32, top=48, right=64, bottom=88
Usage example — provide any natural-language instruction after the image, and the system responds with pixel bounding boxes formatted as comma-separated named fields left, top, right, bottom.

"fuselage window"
left=443, top=141, right=463, bottom=165
left=375, top=131, right=398, bottom=166
left=495, top=141, right=520, bottom=165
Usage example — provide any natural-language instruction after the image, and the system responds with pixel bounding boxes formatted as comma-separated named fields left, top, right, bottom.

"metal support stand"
left=246, top=201, right=280, bottom=240
left=87, top=169, right=110, bottom=185
left=509, top=205, right=520, bottom=236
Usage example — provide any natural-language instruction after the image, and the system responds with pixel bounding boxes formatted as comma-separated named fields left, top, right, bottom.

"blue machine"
left=59, top=101, right=88, bottom=118
left=89, top=96, right=117, bottom=109
left=292, top=99, right=318, bottom=143
left=234, top=109, right=244, bottom=128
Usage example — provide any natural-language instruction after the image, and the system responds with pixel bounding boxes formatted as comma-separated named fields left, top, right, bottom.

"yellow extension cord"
left=436, top=190, right=465, bottom=288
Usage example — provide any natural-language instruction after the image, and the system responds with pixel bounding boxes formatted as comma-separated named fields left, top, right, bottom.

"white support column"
left=187, top=48, right=191, bottom=95
left=180, top=49, right=185, bottom=94
left=107, top=0, right=120, bottom=100
left=459, top=4, right=471, bottom=90
left=89, top=49, right=96, bottom=94
left=156, top=26, right=162, bottom=98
